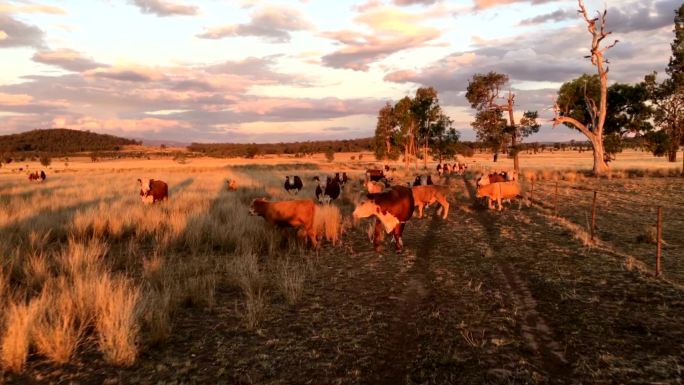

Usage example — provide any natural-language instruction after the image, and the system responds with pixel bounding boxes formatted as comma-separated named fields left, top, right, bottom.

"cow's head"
left=249, top=198, right=268, bottom=216
left=475, top=185, right=487, bottom=199
left=138, top=178, right=152, bottom=195
left=476, top=174, right=490, bottom=186
left=353, top=199, right=380, bottom=220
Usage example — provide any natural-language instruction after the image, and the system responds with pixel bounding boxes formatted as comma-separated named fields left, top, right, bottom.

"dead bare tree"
left=552, top=0, right=618, bottom=176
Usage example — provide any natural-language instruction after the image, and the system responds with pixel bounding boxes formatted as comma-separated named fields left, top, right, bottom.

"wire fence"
left=522, top=177, right=683, bottom=283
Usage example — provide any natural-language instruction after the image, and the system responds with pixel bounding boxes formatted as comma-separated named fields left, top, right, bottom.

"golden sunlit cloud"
left=0, top=92, right=33, bottom=106
left=0, top=3, right=66, bottom=15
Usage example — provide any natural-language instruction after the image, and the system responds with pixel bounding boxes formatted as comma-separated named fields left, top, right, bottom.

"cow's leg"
left=441, top=200, right=449, bottom=219
left=487, top=197, right=494, bottom=210
left=497, top=197, right=503, bottom=211
left=306, top=226, right=318, bottom=249
left=373, top=218, right=385, bottom=253
left=393, top=223, right=405, bottom=252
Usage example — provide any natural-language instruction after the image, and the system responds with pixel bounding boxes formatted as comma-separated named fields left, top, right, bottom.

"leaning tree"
left=552, top=0, right=619, bottom=176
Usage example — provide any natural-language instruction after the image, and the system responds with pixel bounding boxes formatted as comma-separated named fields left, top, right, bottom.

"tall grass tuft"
left=94, top=273, right=141, bottom=366
left=59, top=237, right=108, bottom=277
left=272, top=258, right=307, bottom=305
left=230, top=253, right=268, bottom=329
left=32, top=278, right=84, bottom=364
left=1, top=298, right=38, bottom=373
left=140, top=285, right=172, bottom=346
left=23, top=252, right=51, bottom=293
left=314, top=204, right=342, bottom=245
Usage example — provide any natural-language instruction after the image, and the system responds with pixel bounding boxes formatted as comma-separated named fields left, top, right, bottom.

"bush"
left=245, top=145, right=260, bottom=159
left=325, top=148, right=335, bottom=162
left=40, top=155, right=51, bottom=167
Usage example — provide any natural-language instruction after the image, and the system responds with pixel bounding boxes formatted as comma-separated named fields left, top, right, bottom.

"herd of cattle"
left=134, top=165, right=522, bottom=252
left=27, top=170, right=47, bottom=182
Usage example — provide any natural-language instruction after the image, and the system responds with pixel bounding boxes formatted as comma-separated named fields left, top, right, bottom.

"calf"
left=412, top=185, right=450, bottom=219
left=138, top=178, right=168, bottom=204
left=476, top=181, right=521, bottom=211
left=249, top=198, right=317, bottom=247
left=284, top=175, right=303, bottom=195
left=352, top=185, right=414, bottom=253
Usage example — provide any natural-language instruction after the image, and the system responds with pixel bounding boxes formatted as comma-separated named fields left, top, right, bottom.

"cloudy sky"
left=0, top=0, right=679, bottom=143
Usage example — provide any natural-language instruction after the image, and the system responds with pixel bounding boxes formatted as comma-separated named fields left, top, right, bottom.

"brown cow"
left=476, top=181, right=521, bottom=211
left=353, top=185, right=414, bottom=253
left=138, top=178, right=168, bottom=204
left=476, top=172, right=506, bottom=186
left=412, top=185, right=450, bottom=219
left=249, top=198, right=318, bottom=247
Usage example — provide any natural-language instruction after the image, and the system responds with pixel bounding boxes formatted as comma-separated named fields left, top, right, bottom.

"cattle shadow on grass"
left=0, top=193, right=122, bottom=256
left=169, top=177, right=194, bottom=195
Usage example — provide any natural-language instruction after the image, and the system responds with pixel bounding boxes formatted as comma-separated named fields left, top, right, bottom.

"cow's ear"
left=137, top=178, right=141, bottom=184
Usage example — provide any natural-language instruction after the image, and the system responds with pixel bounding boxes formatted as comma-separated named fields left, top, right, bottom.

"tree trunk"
left=667, top=149, right=677, bottom=162
left=507, top=96, right=519, bottom=172
left=423, top=141, right=428, bottom=169
left=590, top=136, right=609, bottom=175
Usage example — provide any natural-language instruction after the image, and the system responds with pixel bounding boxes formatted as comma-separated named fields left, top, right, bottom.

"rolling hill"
left=0, top=128, right=141, bottom=155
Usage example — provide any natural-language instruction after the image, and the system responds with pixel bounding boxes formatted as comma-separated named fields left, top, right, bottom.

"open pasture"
left=1, top=154, right=683, bottom=384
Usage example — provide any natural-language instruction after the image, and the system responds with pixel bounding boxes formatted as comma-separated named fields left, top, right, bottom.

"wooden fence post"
left=529, top=178, right=534, bottom=202
left=656, top=206, right=663, bottom=278
left=554, top=181, right=559, bottom=216
left=591, top=190, right=597, bottom=241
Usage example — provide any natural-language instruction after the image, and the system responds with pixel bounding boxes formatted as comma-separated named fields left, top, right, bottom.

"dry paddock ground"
left=1, top=156, right=683, bottom=385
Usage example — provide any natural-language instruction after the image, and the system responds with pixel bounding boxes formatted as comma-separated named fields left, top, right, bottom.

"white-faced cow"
left=284, top=176, right=303, bottom=195
left=353, top=185, right=415, bottom=253
left=138, top=178, right=168, bottom=204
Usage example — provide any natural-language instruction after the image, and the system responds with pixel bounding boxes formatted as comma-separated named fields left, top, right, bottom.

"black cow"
left=284, top=175, right=303, bottom=195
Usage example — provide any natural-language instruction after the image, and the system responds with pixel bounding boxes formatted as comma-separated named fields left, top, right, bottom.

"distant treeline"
left=188, top=138, right=375, bottom=158
left=0, top=128, right=140, bottom=156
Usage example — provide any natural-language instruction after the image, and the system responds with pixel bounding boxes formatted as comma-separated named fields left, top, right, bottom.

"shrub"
left=39, top=155, right=51, bottom=167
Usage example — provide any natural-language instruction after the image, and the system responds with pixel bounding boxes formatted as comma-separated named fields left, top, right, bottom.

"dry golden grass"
left=230, top=253, right=268, bottom=329
left=1, top=298, right=37, bottom=373
left=272, top=258, right=307, bottom=305
left=314, top=204, right=342, bottom=245
left=1, top=149, right=678, bottom=374
left=94, top=273, right=140, bottom=366
left=32, top=278, right=84, bottom=365
left=140, top=285, right=172, bottom=346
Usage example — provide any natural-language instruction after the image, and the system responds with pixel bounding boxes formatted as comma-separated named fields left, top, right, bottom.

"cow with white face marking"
left=284, top=175, right=303, bottom=195
left=137, top=178, right=168, bottom=204
left=353, top=185, right=414, bottom=253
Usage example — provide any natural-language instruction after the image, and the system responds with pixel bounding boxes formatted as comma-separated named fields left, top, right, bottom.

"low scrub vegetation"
left=0, top=168, right=347, bottom=373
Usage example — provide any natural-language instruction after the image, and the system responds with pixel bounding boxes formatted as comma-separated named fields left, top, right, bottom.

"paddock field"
left=1, top=150, right=683, bottom=384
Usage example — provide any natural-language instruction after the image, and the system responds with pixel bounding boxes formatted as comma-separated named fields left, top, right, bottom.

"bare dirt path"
left=461, top=176, right=572, bottom=382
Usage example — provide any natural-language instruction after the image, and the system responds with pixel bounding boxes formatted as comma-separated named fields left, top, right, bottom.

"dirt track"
left=6, top=176, right=684, bottom=384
